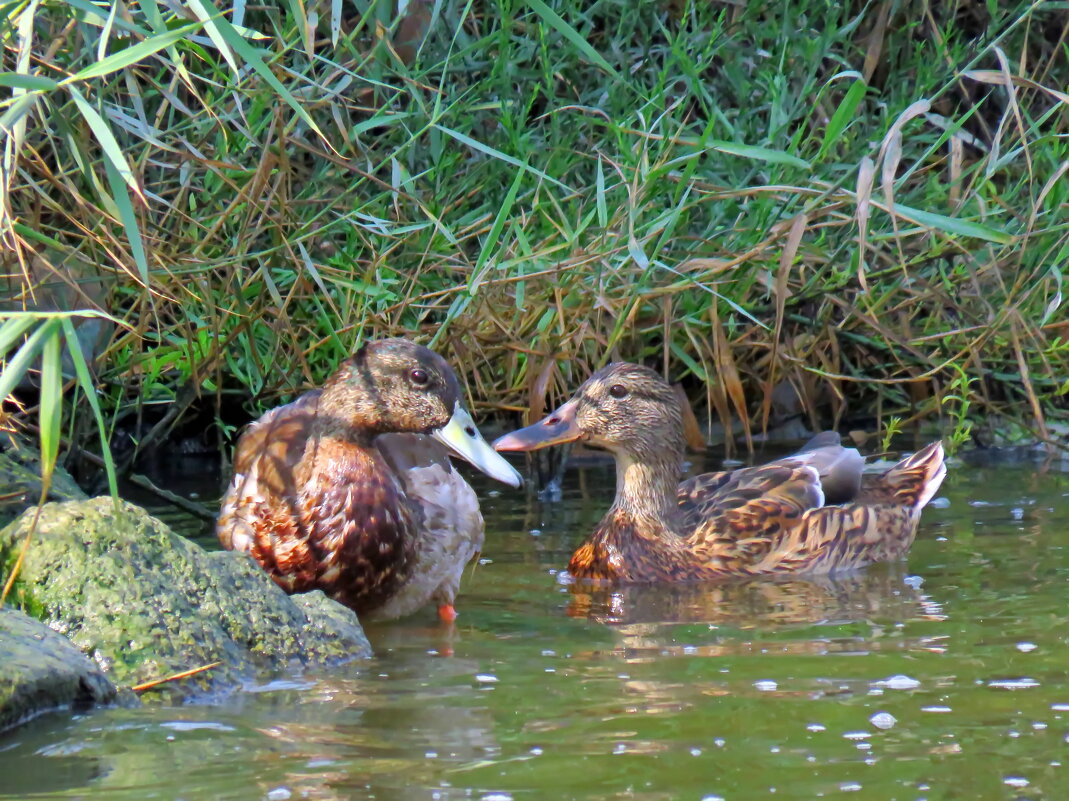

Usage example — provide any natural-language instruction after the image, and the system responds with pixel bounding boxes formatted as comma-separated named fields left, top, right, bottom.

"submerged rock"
left=0, top=498, right=371, bottom=700
left=0, top=607, right=118, bottom=731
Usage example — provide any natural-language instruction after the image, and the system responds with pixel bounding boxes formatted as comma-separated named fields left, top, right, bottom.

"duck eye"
left=609, top=384, right=628, bottom=399
left=409, top=368, right=429, bottom=386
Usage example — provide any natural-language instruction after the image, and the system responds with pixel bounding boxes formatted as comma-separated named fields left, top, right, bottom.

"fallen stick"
left=131, top=661, right=223, bottom=693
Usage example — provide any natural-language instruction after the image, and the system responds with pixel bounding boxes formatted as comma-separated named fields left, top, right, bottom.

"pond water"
left=3, top=447, right=1069, bottom=801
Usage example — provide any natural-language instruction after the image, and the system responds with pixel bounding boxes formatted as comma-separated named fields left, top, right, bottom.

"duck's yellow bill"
left=432, top=405, right=524, bottom=488
left=492, top=399, right=582, bottom=452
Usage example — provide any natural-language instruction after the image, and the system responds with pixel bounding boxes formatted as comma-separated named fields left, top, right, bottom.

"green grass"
left=2, top=0, right=1068, bottom=473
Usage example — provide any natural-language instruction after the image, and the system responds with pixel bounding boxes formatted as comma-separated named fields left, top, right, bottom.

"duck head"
left=493, top=362, right=685, bottom=462
left=320, top=338, right=522, bottom=487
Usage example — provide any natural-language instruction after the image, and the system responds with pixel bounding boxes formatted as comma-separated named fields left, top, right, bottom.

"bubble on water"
left=875, top=674, right=920, bottom=690
left=921, top=706, right=952, bottom=713
left=266, top=789, right=292, bottom=801
left=475, top=674, right=499, bottom=684
left=928, top=496, right=950, bottom=509
left=903, top=575, right=924, bottom=589
left=1016, top=642, right=1037, bottom=653
left=530, top=747, right=543, bottom=755
left=1003, top=777, right=1029, bottom=788
left=870, top=712, right=896, bottom=729
left=807, top=723, right=826, bottom=732
left=840, top=783, right=862, bottom=792
left=481, top=794, right=514, bottom=801
left=528, top=529, right=541, bottom=536
left=843, top=731, right=870, bottom=741
left=690, top=747, right=702, bottom=756
left=754, top=679, right=778, bottom=691
left=987, top=677, right=1039, bottom=689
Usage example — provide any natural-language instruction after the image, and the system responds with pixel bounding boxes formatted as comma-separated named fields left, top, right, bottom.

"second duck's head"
left=322, top=338, right=522, bottom=487
left=494, top=362, right=684, bottom=461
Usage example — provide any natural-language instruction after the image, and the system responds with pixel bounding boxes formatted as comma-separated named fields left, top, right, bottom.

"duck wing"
left=217, top=390, right=322, bottom=556
left=677, top=433, right=865, bottom=564
left=749, top=441, right=946, bottom=575
left=681, top=461, right=827, bottom=567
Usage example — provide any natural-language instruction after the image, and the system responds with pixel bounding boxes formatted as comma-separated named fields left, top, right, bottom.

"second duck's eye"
left=609, top=384, right=628, bottom=399
left=409, top=368, right=429, bottom=386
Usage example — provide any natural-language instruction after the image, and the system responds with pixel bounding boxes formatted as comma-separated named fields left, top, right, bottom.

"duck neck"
left=311, top=382, right=377, bottom=446
left=608, top=449, right=684, bottom=535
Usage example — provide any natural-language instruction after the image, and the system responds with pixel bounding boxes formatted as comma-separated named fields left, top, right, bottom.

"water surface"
left=3, top=451, right=1069, bottom=801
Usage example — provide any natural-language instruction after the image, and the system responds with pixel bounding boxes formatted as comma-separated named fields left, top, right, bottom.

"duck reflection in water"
left=561, top=563, right=934, bottom=628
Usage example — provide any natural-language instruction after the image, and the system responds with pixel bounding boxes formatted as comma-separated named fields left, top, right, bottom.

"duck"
left=493, top=362, right=946, bottom=583
left=217, top=338, right=522, bottom=622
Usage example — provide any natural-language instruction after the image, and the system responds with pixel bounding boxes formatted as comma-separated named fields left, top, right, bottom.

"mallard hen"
left=494, top=362, right=945, bottom=582
left=217, top=338, right=522, bottom=621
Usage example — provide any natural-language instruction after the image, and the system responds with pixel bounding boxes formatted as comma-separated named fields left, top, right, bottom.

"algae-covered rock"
left=0, top=607, right=118, bottom=731
left=0, top=498, right=371, bottom=699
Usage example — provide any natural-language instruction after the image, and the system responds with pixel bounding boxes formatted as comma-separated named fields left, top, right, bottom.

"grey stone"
left=0, top=606, right=118, bottom=732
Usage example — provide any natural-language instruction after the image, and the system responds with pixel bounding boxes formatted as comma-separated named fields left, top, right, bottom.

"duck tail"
left=877, top=441, right=947, bottom=509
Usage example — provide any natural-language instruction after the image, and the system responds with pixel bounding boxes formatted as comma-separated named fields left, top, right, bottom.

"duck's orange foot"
left=437, top=604, right=458, bottom=622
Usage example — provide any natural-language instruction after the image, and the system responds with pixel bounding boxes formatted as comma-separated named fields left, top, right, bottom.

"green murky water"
left=3, top=453, right=1069, bottom=800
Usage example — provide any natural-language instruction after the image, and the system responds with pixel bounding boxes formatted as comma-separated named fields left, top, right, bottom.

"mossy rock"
left=0, top=498, right=371, bottom=700
left=0, top=607, right=119, bottom=732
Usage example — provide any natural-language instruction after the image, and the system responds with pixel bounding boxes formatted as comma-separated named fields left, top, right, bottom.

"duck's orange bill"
left=493, top=399, right=582, bottom=452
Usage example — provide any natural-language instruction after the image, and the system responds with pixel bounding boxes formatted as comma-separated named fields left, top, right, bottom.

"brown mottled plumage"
left=494, top=362, right=946, bottom=583
left=217, top=339, right=521, bottom=621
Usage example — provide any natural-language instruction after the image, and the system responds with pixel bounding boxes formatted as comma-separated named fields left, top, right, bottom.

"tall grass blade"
left=889, top=202, right=1013, bottom=244
left=62, top=319, right=118, bottom=498
left=0, top=73, right=57, bottom=91
left=38, top=326, right=62, bottom=486
left=706, top=140, right=811, bottom=169
left=0, top=316, right=38, bottom=357
left=67, top=86, right=145, bottom=202
left=0, top=319, right=58, bottom=407
left=67, top=21, right=204, bottom=83
left=103, top=152, right=150, bottom=285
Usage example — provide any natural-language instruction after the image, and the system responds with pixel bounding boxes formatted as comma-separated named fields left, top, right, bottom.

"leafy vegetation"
left=2, top=0, right=1068, bottom=481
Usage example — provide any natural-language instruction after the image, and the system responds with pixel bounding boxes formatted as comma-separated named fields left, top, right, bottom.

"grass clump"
left=1, top=0, right=1067, bottom=472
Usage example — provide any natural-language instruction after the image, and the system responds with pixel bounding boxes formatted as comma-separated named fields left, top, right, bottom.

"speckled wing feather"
left=681, top=462, right=826, bottom=566
left=217, top=390, right=323, bottom=557
left=750, top=441, right=947, bottom=575
left=856, top=441, right=947, bottom=507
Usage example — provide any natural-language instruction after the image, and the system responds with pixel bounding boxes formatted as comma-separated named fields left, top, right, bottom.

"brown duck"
left=217, top=339, right=522, bottom=621
left=494, top=362, right=946, bottom=582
